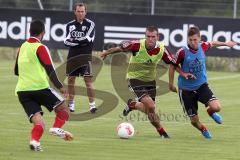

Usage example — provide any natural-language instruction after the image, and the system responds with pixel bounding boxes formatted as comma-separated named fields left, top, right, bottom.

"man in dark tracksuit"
left=64, top=2, right=97, bottom=113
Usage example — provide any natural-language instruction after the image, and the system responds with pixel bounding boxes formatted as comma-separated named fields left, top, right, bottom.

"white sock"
left=68, top=100, right=74, bottom=107
left=89, top=101, right=96, bottom=108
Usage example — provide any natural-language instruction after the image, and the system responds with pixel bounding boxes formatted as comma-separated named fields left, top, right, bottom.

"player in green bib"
left=101, top=26, right=184, bottom=138
left=15, top=20, right=73, bottom=151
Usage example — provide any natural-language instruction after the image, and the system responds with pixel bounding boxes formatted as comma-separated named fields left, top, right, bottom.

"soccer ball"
left=117, top=122, right=134, bottom=139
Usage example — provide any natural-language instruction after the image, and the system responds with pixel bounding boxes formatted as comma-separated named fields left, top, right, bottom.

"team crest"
left=82, top=26, right=87, bottom=31
left=69, top=25, right=76, bottom=32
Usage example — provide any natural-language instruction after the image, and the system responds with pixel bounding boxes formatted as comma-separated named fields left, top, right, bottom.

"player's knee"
left=85, top=80, right=93, bottom=88
left=209, top=101, right=221, bottom=112
left=68, top=77, right=76, bottom=84
left=148, top=105, right=155, bottom=112
left=216, top=102, right=221, bottom=111
left=214, top=105, right=221, bottom=112
left=143, top=98, right=155, bottom=111
left=141, top=96, right=155, bottom=111
left=31, top=112, right=44, bottom=125
left=85, top=81, right=92, bottom=88
left=145, top=102, right=155, bottom=112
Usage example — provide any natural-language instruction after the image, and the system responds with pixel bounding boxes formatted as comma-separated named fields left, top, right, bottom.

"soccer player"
left=15, top=20, right=73, bottom=151
left=64, top=2, right=97, bottom=113
left=101, top=26, right=182, bottom=138
left=169, top=26, right=237, bottom=139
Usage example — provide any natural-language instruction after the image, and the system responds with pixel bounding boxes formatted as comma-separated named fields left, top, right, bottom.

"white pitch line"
left=208, top=74, right=240, bottom=81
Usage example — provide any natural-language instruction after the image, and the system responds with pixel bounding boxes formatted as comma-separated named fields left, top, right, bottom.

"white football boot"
left=49, top=128, right=74, bottom=141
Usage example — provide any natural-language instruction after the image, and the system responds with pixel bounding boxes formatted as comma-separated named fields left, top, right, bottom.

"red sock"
left=199, top=124, right=208, bottom=132
left=31, top=124, right=44, bottom=142
left=157, top=127, right=166, bottom=136
left=53, top=109, right=69, bottom=128
left=207, top=108, right=214, bottom=116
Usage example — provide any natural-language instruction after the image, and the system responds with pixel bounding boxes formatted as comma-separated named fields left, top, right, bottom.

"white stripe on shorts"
left=128, top=84, right=148, bottom=101
left=128, top=84, right=140, bottom=100
left=49, top=88, right=65, bottom=109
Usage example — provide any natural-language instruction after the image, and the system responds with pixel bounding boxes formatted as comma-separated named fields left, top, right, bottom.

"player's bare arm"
left=168, top=65, right=177, bottom=93
left=59, top=87, right=68, bottom=98
left=168, top=65, right=196, bottom=93
left=210, top=41, right=237, bottom=48
left=100, top=47, right=124, bottom=60
left=176, top=67, right=196, bottom=80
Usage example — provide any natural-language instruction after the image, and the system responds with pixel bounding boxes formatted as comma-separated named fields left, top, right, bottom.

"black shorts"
left=128, top=79, right=156, bottom=101
left=66, top=47, right=93, bottom=77
left=178, top=83, right=217, bottom=117
left=66, top=60, right=92, bottom=77
left=17, top=88, right=64, bottom=122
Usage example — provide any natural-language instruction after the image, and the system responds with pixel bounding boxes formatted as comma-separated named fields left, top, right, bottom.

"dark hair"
left=30, top=20, right=45, bottom=36
left=146, top=26, right=159, bottom=34
left=73, top=2, right=86, bottom=11
left=187, top=26, right=200, bottom=37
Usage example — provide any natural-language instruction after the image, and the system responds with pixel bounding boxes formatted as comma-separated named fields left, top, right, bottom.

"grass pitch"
left=0, top=59, right=240, bottom=160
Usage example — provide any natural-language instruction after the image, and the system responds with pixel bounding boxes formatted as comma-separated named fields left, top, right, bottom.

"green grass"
left=1, top=59, right=240, bottom=160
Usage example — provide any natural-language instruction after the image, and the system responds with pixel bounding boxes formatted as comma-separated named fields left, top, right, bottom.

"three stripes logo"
left=104, top=26, right=146, bottom=44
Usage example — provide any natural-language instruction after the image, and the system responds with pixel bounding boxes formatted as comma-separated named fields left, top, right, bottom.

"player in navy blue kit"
left=169, top=26, right=237, bottom=139
left=64, top=2, right=97, bottom=113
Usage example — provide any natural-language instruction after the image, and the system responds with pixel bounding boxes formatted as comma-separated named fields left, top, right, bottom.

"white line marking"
left=208, top=74, right=240, bottom=81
